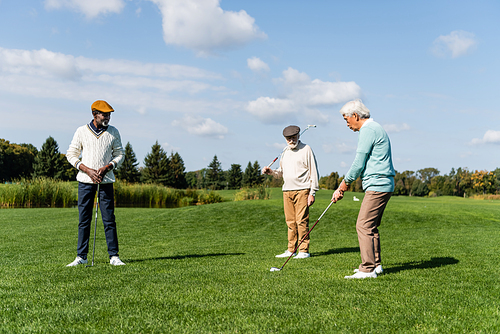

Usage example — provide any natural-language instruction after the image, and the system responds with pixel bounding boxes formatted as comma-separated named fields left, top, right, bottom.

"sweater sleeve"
left=109, top=129, right=124, bottom=169
left=344, top=152, right=369, bottom=184
left=308, top=147, right=319, bottom=195
left=66, top=128, right=83, bottom=169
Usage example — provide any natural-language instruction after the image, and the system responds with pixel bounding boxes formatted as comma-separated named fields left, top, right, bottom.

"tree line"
left=3, top=137, right=500, bottom=196
left=0, top=137, right=280, bottom=190
left=319, top=167, right=500, bottom=197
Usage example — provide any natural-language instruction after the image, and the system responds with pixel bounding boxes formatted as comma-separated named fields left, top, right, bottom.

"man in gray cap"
left=262, top=125, right=319, bottom=259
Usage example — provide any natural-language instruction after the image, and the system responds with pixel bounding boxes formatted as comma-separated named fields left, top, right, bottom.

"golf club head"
left=270, top=267, right=282, bottom=272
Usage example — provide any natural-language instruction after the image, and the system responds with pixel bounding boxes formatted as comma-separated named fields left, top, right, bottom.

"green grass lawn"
left=1, top=189, right=499, bottom=333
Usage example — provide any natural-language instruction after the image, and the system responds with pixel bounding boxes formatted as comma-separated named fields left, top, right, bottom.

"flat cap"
left=91, top=100, right=114, bottom=113
left=283, top=125, right=300, bottom=137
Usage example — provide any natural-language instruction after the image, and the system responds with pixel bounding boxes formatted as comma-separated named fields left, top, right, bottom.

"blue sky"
left=1, top=0, right=499, bottom=177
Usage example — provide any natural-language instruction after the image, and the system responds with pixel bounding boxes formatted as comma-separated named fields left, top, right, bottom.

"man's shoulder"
left=298, top=142, right=314, bottom=152
left=107, top=125, right=120, bottom=132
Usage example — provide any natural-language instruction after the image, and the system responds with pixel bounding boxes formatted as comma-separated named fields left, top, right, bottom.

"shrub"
left=234, top=187, right=270, bottom=201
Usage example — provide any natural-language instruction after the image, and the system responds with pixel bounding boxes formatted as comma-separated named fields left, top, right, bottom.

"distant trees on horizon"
left=2, top=136, right=500, bottom=197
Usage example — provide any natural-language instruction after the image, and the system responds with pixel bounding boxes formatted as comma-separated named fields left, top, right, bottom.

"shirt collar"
left=87, top=120, right=108, bottom=138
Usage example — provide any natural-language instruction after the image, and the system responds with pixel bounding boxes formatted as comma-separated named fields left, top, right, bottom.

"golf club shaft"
left=90, top=184, right=100, bottom=266
left=278, top=201, right=334, bottom=270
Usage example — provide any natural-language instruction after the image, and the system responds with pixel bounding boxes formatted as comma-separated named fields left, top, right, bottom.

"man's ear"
left=353, top=112, right=360, bottom=121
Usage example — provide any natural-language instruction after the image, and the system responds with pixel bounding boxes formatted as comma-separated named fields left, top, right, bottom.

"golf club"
left=266, top=125, right=317, bottom=168
left=270, top=200, right=334, bottom=272
left=86, top=184, right=100, bottom=267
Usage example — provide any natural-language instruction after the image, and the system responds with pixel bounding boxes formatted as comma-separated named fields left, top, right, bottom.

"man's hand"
left=80, top=164, right=110, bottom=184
left=262, top=166, right=272, bottom=175
left=331, top=189, right=344, bottom=203
left=307, top=194, right=315, bottom=206
left=97, top=165, right=111, bottom=177
left=338, top=179, right=349, bottom=192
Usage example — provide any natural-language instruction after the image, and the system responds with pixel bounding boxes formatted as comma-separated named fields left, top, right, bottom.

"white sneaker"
left=66, top=256, right=87, bottom=267
left=354, top=265, right=383, bottom=274
left=110, top=256, right=126, bottom=266
left=275, top=250, right=296, bottom=258
left=293, top=252, right=311, bottom=259
left=345, top=270, right=377, bottom=279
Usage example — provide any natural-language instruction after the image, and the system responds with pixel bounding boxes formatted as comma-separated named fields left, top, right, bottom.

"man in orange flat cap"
left=66, top=100, right=126, bottom=266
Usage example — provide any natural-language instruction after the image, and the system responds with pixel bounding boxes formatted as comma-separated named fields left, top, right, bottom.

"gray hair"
left=339, top=99, right=370, bottom=119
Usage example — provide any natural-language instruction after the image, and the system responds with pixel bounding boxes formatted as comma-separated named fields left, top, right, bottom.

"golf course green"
left=1, top=188, right=499, bottom=332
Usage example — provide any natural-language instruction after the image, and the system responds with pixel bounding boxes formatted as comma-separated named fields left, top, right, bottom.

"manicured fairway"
left=1, top=189, right=499, bottom=333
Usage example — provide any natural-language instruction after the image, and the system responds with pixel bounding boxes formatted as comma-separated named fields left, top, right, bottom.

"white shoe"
left=354, top=265, right=383, bottom=274
left=66, top=256, right=87, bottom=267
left=345, top=270, right=377, bottom=279
left=293, top=252, right=310, bottom=259
left=110, top=256, right=126, bottom=266
left=275, top=250, right=296, bottom=258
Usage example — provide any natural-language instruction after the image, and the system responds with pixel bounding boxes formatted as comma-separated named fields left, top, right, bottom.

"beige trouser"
left=356, top=191, right=392, bottom=273
left=283, top=189, right=310, bottom=253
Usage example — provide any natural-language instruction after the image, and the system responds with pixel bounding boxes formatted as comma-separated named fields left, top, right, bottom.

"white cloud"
left=0, top=47, right=223, bottom=82
left=471, top=130, right=500, bottom=145
left=172, top=116, right=228, bottom=139
left=0, top=47, right=81, bottom=80
left=432, top=30, right=477, bottom=59
left=247, top=67, right=361, bottom=124
left=246, top=97, right=298, bottom=123
left=383, top=123, right=410, bottom=133
left=149, top=0, right=267, bottom=55
left=44, top=0, right=125, bottom=19
left=0, top=46, right=232, bottom=115
left=247, top=57, right=270, bottom=72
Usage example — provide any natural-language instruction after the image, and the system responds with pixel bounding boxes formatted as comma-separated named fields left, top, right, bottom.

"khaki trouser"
left=283, top=189, right=310, bottom=253
left=356, top=191, right=392, bottom=273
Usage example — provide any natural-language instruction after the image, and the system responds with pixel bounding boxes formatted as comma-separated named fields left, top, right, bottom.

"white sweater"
left=272, top=141, right=319, bottom=195
left=66, top=123, right=124, bottom=184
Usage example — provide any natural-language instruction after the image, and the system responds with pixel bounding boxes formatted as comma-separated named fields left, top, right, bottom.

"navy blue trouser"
left=77, top=182, right=119, bottom=259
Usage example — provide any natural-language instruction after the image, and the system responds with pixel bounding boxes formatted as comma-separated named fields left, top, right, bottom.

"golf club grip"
left=267, top=156, right=278, bottom=168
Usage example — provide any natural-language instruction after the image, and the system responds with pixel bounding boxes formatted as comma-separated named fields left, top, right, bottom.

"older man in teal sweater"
left=332, top=99, right=395, bottom=279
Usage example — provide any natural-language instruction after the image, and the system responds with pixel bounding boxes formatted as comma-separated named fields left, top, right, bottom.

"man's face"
left=343, top=113, right=362, bottom=132
left=94, top=111, right=111, bottom=128
left=285, top=134, right=299, bottom=148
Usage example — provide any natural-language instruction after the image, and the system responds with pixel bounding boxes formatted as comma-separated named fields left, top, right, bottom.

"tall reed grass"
left=0, top=178, right=226, bottom=208
left=0, top=177, right=74, bottom=207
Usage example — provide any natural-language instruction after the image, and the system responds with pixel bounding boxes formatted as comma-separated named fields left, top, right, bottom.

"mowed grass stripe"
left=1, top=188, right=499, bottom=332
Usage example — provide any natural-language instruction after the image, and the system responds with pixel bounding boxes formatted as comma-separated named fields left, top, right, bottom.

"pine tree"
left=252, top=160, right=263, bottom=186
left=115, top=142, right=141, bottom=183
left=142, top=141, right=171, bottom=185
left=169, top=151, right=188, bottom=189
left=242, top=161, right=255, bottom=187
left=32, top=136, right=65, bottom=179
left=60, top=153, right=78, bottom=181
left=227, top=164, right=243, bottom=189
left=206, top=155, right=223, bottom=190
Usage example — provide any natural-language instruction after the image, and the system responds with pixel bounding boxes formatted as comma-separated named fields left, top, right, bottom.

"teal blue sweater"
left=344, top=120, right=395, bottom=192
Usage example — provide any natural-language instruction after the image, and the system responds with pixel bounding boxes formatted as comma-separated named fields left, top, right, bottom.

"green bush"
left=113, top=181, right=224, bottom=207
left=234, top=186, right=270, bottom=201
